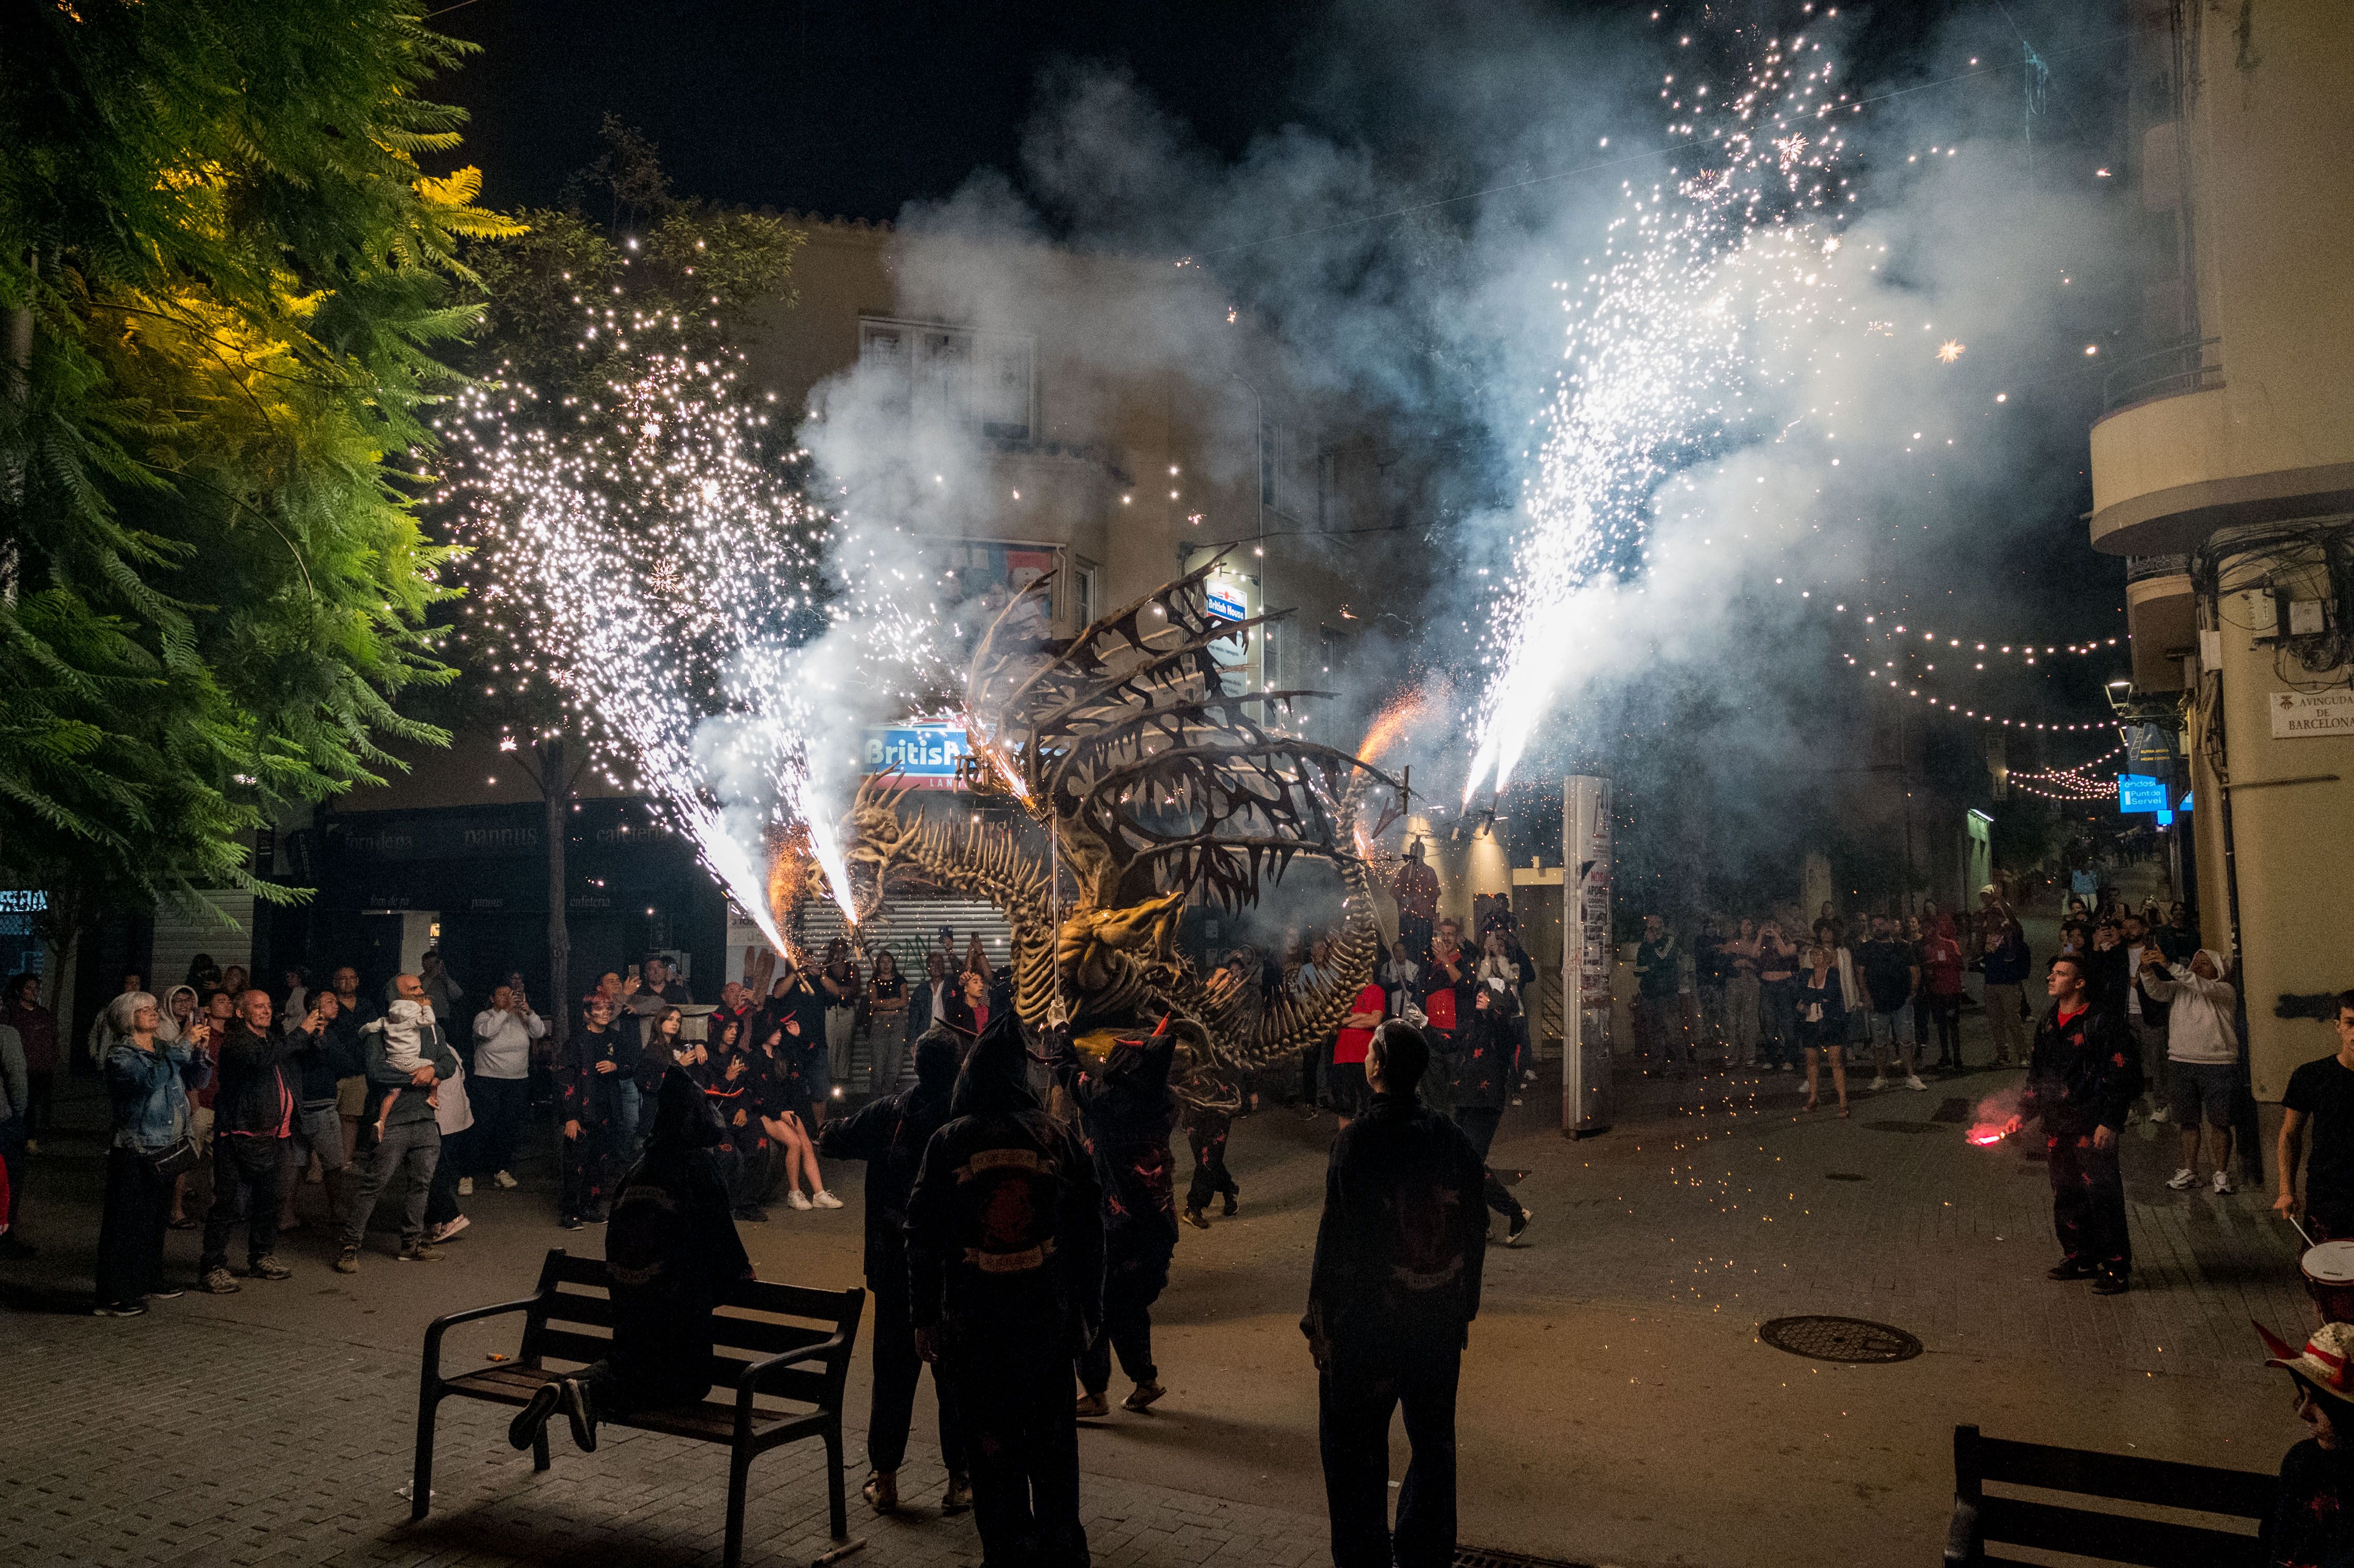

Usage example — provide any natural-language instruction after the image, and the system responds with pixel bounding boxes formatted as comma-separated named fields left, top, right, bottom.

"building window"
left=1070, top=558, right=1098, bottom=628
left=860, top=317, right=1035, bottom=440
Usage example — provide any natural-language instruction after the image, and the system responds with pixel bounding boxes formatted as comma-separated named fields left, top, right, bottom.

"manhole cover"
left=1456, top=1550, right=1595, bottom=1568
left=1758, top=1315, right=1924, bottom=1364
left=1824, top=1172, right=1867, bottom=1182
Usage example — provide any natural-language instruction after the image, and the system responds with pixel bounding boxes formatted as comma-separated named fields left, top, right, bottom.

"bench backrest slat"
left=533, top=1286, right=836, bottom=1357
left=1975, top=1434, right=2276, bottom=1519
left=1974, top=1496, right=2266, bottom=1568
left=539, top=1251, right=852, bottom=1321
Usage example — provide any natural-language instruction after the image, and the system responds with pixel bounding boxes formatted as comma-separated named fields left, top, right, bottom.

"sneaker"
left=2047, top=1258, right=2097, bottom=1282
left=1222, top=1195, right=1238, bottom=1217
left=1868, top=1075, right=1888, bottom=1093
left=201, top=1266, right=241, bottom=1295
left=2150, top=1106, right=2173, bottom=1124
left=334, top=1247, right=359, bottom=1274
left=509, top=1380, right=564, bottom=1450
left=428, top=1216, right=471, bottom=1244
left=561, top=1376, right=597, bottom=1452
left=1124, top=1380, right=1167, bottom=1412
left=147, top=1286, right=186, bottom=1300
left=558, top=1214, right=584, bottom=1231
left=940, top=1477, right=972, bottom=1515
left=245, top=1256, right=293, bottom=1281
left=493, top=1169, right=520, bottom=1190
left=811, top=1190, right=844, bottom=1210
left=1778, top=1062, right=1793, bottom=1073
left=1183, top=1207, right=1210, bottom=1231
left=93, top=1301, right=148, bottom=1318
left=786, top=1191, right=813, bottom=1211
left=2093, top=1270, right=2130, bottom=1296
left=582, top=1207, right=607, bottom=1225
left=862, top=1471, right=899, bottom=1514
left=1074, top=1391, right=1110, bottom=1419
left=457, top=1177, right=474, bottom=1198
left=1506, top=1209, right=1533, bottom=1247
left=1906, top=1075, right=1928, bottom=1092
left=398, top=1241, right=441, bottom=1263
left=2166, top=1167, right=2198, bottom=1191
left=2213, top=1170, right=2235, bottom=1195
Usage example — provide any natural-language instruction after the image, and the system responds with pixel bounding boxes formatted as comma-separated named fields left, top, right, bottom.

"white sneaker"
left=2213, top=1170, right=2234, bottom=1195
left=2166, top=1167, right=2197, bottom=1191
left=812, top=1190, right=844, bottom=1210
left=1868, top=1076, right=1888, bottom=1092
left=2150, top=1106, right=2173, bottom=1123
left=1777, top=1063, right=1793, bottom=1073
left=457, top=1177, right=474, bottom=1197
left=493, top=1170, right=519, bottom=1190
left=1906, top=1075, right=1927, bottom=1092
left=429, top=1214, right=470, bottom=1244
left=786, top=1191, right=813, bottom=1211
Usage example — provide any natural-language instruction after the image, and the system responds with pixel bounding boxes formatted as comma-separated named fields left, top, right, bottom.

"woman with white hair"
left=2143, top=947, right=2240, bottom=1194
left=95, top=991, right=213, bottom=1316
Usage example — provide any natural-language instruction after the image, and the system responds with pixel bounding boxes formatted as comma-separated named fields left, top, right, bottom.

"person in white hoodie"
left=2144, top=948, right=2240, bottom=1194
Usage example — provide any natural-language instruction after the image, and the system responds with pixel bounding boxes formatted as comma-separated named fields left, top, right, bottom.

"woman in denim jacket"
left=96, top=991, right=212, bottom=1316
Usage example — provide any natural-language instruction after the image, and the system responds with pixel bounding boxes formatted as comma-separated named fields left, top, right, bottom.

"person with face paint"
left=1052, top=1022, right=1180, bottom=1419
left=2256, top=1319, right=2354, bottom=1568
left=905, top=1014, right=1104, bottom=1568
left=817, top=1027, right=970, bottom=1517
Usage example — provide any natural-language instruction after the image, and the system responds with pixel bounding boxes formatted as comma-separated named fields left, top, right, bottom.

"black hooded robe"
left=1053, top=1029, right=1179, bottom=1397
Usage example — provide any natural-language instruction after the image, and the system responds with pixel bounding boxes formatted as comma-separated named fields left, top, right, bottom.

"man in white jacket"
left=2144, top=949, right=2239, bottom=1194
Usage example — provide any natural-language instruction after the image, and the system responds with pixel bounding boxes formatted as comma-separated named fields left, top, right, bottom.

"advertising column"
left=1563, top=776, right=1614, bottom=1138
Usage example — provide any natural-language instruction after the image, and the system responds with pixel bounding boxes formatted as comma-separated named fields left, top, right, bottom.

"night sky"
left=429, top=0, right=2141, bottom=729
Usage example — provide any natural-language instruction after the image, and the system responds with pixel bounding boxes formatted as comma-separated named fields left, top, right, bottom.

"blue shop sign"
left=863, top=724, right=971, bottom=789
left=1207, top=586, right=1247, bottom=622
left=2116, top=773, right=2166, bottom=813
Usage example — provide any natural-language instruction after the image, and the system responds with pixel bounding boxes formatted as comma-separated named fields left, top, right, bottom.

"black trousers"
left=2048, top=1127, right=2130, bottom=1272
left=867, top=1265, right=965, bottom=1477
left=1927, top=995, right=1962, bottom=1063
left=469, top=1076, right=529, bottom=1174
left=560, top=1121, right=613, bottom=1218
left=1450, top=1106, right=1521, bottom=1220
left=1320, top=1343, right=1462, bottom=1568
left=425, top=1125, right=474, bottom=1227
left=1185, top=1114, right=1237, bottom=1212
left=946, top=1341, right=1088, bottom=1568
left=96, top=1145, right=171, bottom=1306
left=1079, top=1246, right=1168, bottom=1394
left=199, top=1133, right=285, bottom=1273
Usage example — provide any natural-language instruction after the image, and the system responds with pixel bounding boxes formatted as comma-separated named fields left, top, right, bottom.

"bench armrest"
left=732, top=1334, right=851, bottom=1426
left=421, top=1295, right=543, bottom=1387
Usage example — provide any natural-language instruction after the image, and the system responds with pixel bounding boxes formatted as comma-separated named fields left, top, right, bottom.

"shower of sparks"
left=1937, top=338, right=1966, bottom=363
left=1464, top=24, right=1856, bottom=799
left=441, top=331, right=940, bottom=947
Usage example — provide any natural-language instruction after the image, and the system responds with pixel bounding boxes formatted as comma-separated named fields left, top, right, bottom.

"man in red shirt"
left=1323, top=979, right=1388, bottom=1129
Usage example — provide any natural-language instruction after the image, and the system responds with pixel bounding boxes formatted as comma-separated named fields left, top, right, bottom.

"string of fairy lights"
left=1841, top=654, right=2123, bottom=731
left=2004, top=742, right=2129, bottom=802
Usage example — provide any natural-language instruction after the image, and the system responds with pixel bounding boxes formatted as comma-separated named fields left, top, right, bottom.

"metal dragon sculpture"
left=823, top=553, right=1400, bottom=1080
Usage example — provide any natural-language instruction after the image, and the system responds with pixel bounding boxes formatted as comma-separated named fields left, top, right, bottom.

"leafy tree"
left=0, top=1, right=517, bottom=998
left=439, top=119, right=804, bottom=1024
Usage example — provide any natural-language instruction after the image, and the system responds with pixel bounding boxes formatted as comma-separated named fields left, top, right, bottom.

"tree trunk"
left=543, top=734, right=571, bottom=1048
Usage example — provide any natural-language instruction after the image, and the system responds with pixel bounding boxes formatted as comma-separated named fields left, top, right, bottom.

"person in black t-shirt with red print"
left=2279, top=992, right=2354, bottom=1240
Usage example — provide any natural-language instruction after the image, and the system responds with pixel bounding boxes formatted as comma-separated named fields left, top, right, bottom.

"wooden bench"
left=414, top=1248, right=866, bottom=1567
left=1946, top=1423, right=2277, bottom=1566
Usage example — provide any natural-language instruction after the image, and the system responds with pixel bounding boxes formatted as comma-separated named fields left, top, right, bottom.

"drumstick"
left=2288, top=1214, right=2317, bottom=1249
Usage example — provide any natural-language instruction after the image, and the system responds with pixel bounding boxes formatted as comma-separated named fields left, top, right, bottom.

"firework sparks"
left=1464, top=28, right=1854, bottom=799
left=441, top=329, right=930, bottom=947
left=1937, top=338, right=1966, bottom=363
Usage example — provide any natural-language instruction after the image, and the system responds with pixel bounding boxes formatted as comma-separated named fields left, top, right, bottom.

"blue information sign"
left=2116, top=773, right=2166, bottom=813
left=862, top=724, right=970, bottom=789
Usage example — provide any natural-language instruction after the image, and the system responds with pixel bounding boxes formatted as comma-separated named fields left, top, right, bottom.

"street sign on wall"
left=2271, top=689, right=2354, bottom=739
left=2116, top=774, right=2167, bottom=813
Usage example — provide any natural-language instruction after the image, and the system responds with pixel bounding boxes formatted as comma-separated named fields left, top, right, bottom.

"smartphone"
left=626, top=963, right=640, bottom=981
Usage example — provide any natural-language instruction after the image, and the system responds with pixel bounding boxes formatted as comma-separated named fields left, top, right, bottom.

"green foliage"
left=0, top=0, right=518, bottom=913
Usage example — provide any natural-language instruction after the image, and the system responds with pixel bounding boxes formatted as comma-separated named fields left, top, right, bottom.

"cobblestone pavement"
left=1, top=991, right=2323, bottom=1568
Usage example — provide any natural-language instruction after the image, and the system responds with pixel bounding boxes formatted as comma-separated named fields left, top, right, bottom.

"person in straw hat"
left=2256, top=1318, right=2354, bottom=1566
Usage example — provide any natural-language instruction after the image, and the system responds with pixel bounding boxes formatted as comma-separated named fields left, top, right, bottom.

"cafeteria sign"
left=862, top=724, right=971, bottom=790
left=2271, top=689, right=2354, bottom=739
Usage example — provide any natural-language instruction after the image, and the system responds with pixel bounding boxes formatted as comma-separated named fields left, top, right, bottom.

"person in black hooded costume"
left=1051, top=1022, right=1179, bottom=1418
left=817, top=1026, right=971, bottom=1518
left=906, top=1011, right=1103, bottom=1568
left=509, top=1066, right=752, bottom=1455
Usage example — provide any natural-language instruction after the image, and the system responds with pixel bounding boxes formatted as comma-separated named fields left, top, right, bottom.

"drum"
left=2300, top=1240, right=2354, bottom=1325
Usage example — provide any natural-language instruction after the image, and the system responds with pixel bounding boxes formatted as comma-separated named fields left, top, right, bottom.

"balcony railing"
left=2126, top=553, right=2192, bottom=584
left=2102, top=336, right=2222, bottom=412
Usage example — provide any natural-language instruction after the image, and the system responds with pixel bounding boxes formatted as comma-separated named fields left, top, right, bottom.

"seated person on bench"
left=2261, top=1318, right=2354, bottom=1568
left=510, top=1067, right=754, bottom=1453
